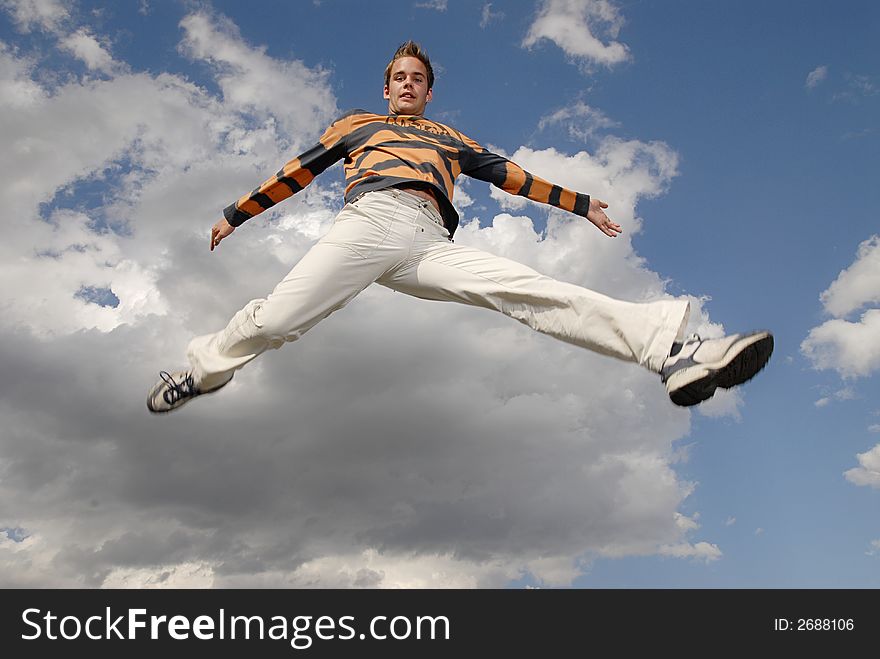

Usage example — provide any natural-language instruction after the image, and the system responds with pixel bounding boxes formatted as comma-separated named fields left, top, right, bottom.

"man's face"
left=384, top=56, right=432, bottom=116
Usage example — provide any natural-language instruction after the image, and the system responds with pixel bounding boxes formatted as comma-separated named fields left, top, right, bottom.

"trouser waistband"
left=370, top=188, right=446, bottom=228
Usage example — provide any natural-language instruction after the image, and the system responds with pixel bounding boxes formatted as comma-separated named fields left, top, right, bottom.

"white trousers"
left=187, top=189, right=690, bottom=391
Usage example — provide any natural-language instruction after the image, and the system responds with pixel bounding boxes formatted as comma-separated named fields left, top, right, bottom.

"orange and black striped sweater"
left=223, top=110, right=591, bottom=238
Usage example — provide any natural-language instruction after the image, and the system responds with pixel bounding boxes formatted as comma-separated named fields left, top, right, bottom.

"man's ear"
left=383, top=84, right=390, bottom=100
left=426, top=88, right=433, bottom=103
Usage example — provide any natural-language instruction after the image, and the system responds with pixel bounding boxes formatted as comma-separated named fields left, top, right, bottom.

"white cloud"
left=806, top=65, right=828, bottom=89
left=415, top=0, right=447, bottom=11
left=216, top=549, right=520, bottom=588
left=802, top=235, right=880, bottom=378
left=480, top=3, right=504, bottom=28
left=101, top=562, right=216, bottom=588
left=868, top=539, right=880, bottom=556
left=178, top=10, right=337, bottom=146
left=819, top=235, right=880, bottom=318
left=0, top=8, right=339, bottom=338
left=695, top=388, right=743, bottom=420
left=725, top=516, right=736, bottom=526
left=59, top=29, right=119, bottom=75
left=0, top=41, right=44, bottom=108
left=801, top=310, right=880, bottom=378
left=658, top=541, right=722, bottom=562
left=847, top=73, right=879, bottom=97
left=815, top=386, right=859, bottom=407
left=836, top=387, right=856, bottom=401
left=538, top=101, right=618, bottom=142
left=452, top=182, right=474, bottom=209
left=523, top=0, right=630, bottom=69
left=0, top=69, right=227, bottom=335
left=844, top=444, right=880, bottom=489
left=0, top=9, right=733, bottom=588
left=674, top=512, right=699, bottom=532
left=814, top=387, right=857, bottom=408
left=0, top=0, right=68, bottom=33
left=833, top=73, right=880, bottom=103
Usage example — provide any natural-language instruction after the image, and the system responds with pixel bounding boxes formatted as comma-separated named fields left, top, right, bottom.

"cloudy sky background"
left=0, top=0, right=877, bottom=588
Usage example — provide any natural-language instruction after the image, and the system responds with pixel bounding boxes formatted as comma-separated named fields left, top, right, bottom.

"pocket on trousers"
left=250, top=301, right=264, bottom=329
left=321, top=213, right=392, bottom=259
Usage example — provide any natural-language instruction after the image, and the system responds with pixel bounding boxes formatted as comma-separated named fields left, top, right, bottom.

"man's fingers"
left=602, top=221, right=622, bottom=237
left=209, top=219, right=234, bottom=252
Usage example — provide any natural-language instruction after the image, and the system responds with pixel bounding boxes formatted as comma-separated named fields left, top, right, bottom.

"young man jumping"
left=147, top=41, right=773, bottom=414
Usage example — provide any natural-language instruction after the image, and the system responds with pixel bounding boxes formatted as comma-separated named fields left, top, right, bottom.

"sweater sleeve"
left=223, top=112, right=354, bottom=227
left=457, top=132, right=591, bottom=218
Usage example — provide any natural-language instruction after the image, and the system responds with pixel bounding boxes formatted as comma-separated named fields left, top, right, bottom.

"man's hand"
left=210, top=218, right=236, bottom=252
left=586, top=198, right=622, bottom=238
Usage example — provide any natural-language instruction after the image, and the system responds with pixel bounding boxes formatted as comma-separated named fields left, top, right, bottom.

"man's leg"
left=148, top=196, right=413, bottom=413
left=186, top=239, right=383, bottom=390
left=380, top=226, right=772, bottom=406
left=380, top=238, right=689, bottom=372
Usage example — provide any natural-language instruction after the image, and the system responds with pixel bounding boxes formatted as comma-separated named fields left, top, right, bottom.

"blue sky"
left=0, top=0, right=878, bottom=588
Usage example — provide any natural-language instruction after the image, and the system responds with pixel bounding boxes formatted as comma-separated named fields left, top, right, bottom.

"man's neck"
left=388, top=107, right=425, bottom=118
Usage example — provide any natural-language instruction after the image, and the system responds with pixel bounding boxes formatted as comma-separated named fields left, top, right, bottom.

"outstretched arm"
left=459, top=135, right=621, bottom=238
left=210, top=113, right=353, bottom=251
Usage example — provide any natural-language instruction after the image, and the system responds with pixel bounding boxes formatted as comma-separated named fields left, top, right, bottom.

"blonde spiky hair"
left=384, top=40, right=434, bottom=89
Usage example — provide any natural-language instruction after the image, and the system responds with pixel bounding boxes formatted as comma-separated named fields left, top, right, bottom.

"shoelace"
left=669, top=334, right=701, bottom=358
left=159, top=371, right=196, bottom=405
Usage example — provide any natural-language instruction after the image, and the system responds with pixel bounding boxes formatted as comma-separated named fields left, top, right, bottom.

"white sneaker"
left=146, top=370, right=230, bottom=414
left=660, top=331, right=773, bottom=407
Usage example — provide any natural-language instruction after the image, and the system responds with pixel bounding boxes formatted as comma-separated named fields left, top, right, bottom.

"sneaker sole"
left=668, top=331, right=774, bottom=407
